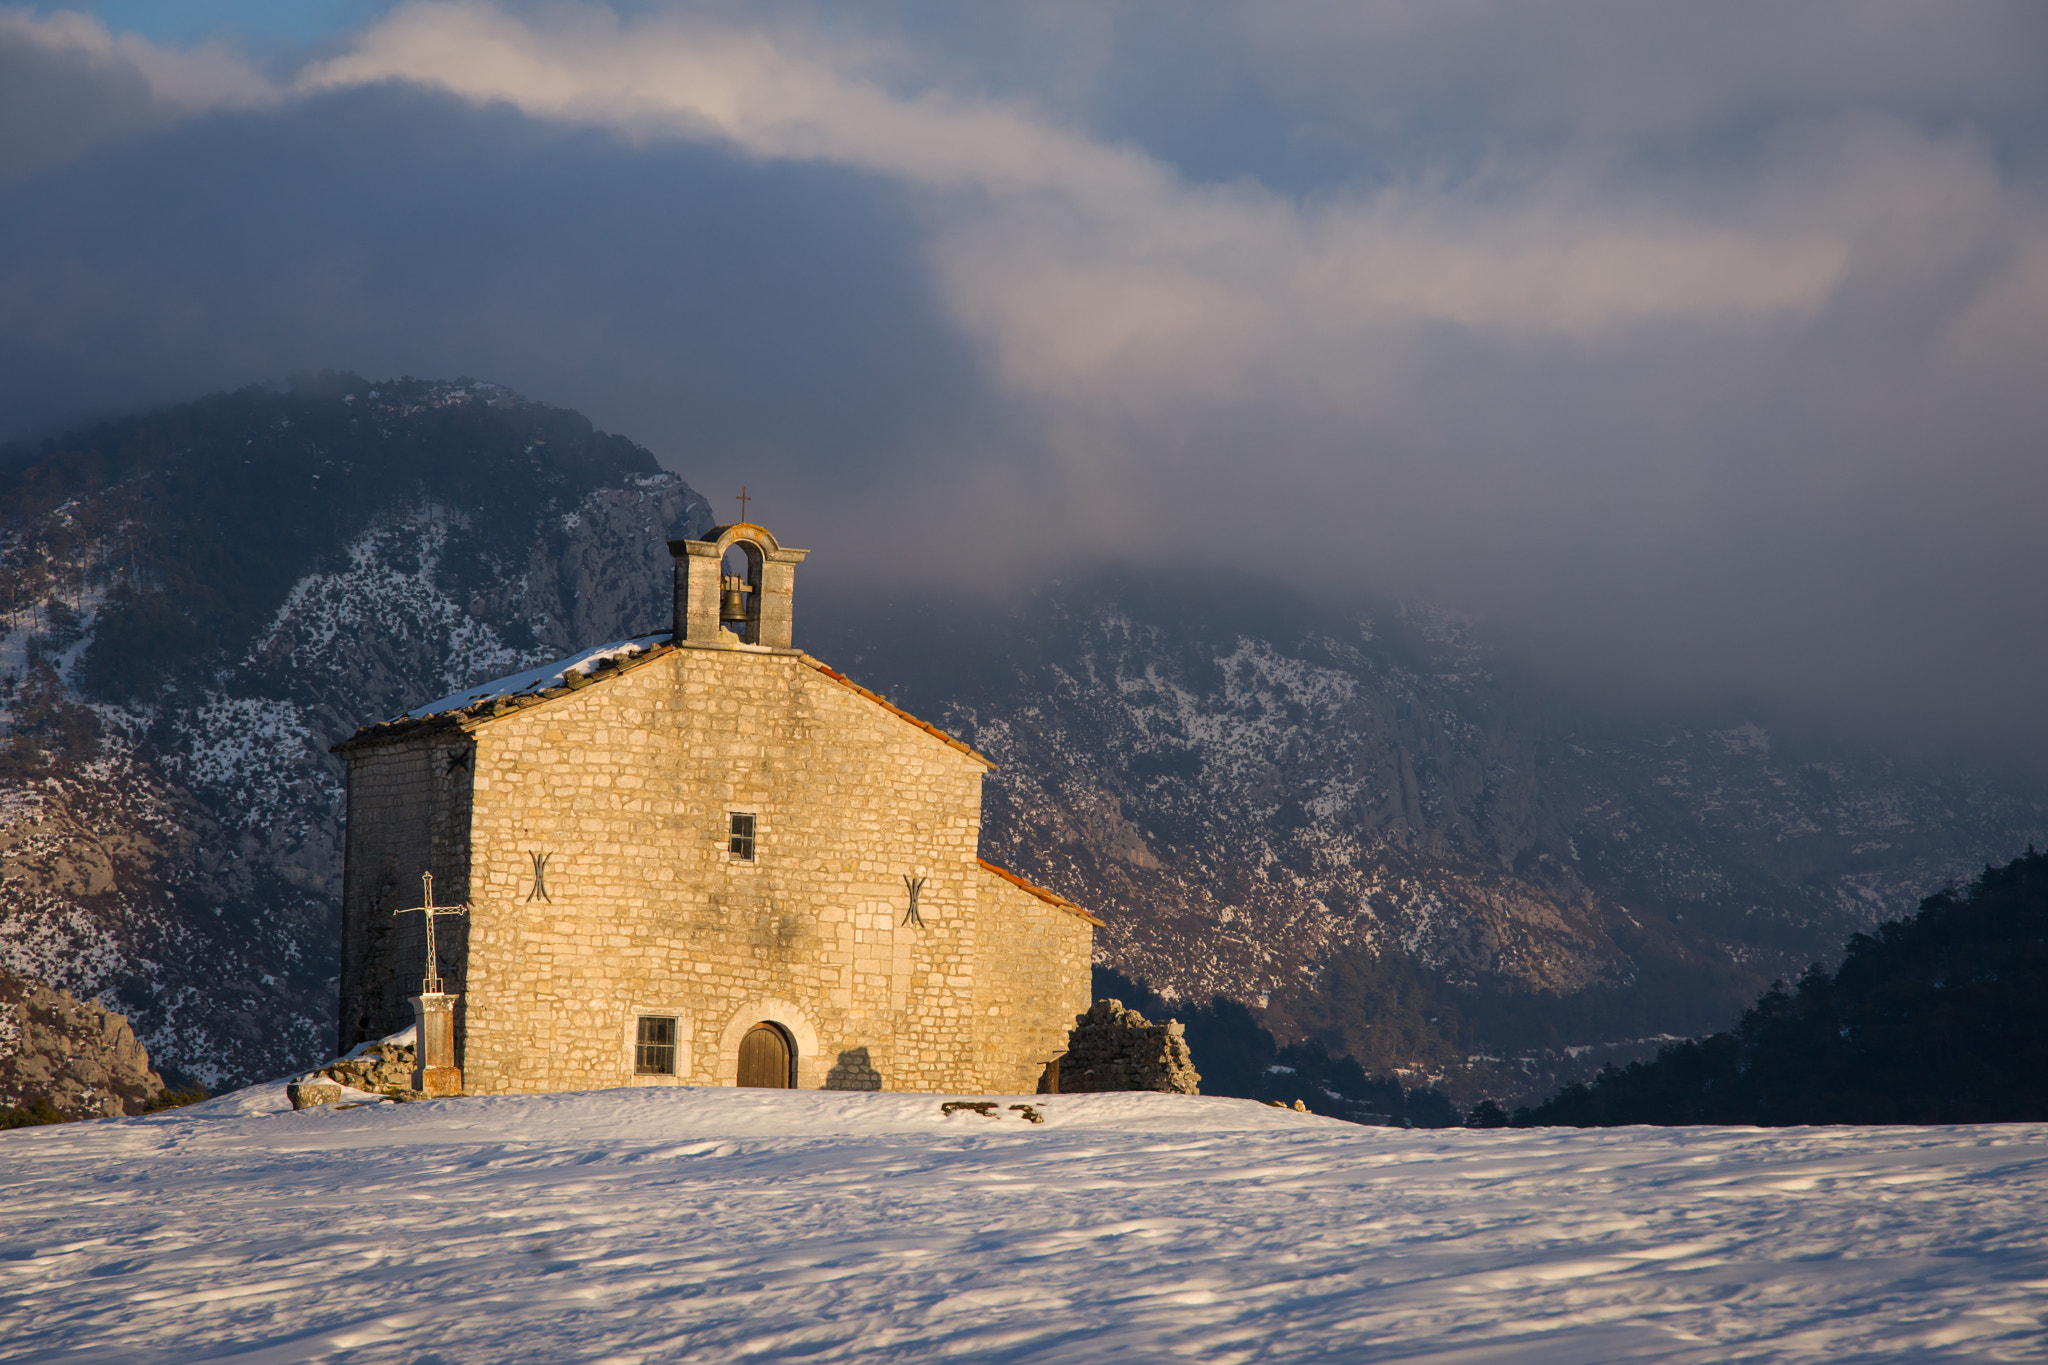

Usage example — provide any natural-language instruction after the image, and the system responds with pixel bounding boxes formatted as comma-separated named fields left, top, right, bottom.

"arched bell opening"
left=736, top=1020, right=795, bottom=1088
left=720, top=539, right=764, bottom=644
left=670, top=523, right=809, bottom=650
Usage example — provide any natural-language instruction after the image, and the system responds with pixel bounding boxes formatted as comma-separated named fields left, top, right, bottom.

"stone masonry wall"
left=344, top=642, right=1093, bottom=1094
left=972, top=876, right=1096, bottom=1093
left=337, top=733, right=474, bottom=1052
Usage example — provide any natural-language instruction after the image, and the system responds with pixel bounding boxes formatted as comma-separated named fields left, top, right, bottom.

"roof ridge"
left=338, top=643, right=998, bottom=767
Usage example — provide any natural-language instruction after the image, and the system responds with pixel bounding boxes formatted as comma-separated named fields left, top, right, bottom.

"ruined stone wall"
left=335, top=732, right=475, bottom=1053
left=406, top=643, right=1095, bottom=1095
left=1060, top=998, right=1201, bottom=1094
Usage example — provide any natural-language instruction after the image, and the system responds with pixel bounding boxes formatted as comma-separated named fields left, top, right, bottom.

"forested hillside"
left=1522, top=848, right=2048, bottom=1125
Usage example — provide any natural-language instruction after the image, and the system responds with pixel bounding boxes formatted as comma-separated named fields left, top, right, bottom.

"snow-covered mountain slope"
left=0, top=379, right=711, bottom=1087
left=5, top=1086, right=2044, bottom=1362
left=810, top=579, right=2047, bottom=1098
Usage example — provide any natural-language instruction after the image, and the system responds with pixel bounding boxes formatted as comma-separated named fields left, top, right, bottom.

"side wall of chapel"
left=971, top=877, right=1098, bottom=1094
left=336, top=730, right=476, bottom=1054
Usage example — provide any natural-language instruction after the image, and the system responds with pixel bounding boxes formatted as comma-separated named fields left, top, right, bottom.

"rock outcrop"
left=0, top=969, right=165, bottom=1117
left=1059, top=998, right=1200, bottom=1094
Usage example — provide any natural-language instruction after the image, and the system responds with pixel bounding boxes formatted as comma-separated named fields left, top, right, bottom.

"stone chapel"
left=333, top=522, right=1098, bottom=1096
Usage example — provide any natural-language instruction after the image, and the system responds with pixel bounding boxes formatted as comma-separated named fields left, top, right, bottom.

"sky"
left=4, top=2, right=2047, bottom=768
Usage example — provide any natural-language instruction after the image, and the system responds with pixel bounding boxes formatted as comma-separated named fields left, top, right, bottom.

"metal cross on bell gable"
left=393, top=871, right=471, bottom=996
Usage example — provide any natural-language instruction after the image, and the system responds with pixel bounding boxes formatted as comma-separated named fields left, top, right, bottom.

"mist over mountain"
left=7, top=2, right=2048, bottom=783
left=1, top=378, right=2040, bottom=1105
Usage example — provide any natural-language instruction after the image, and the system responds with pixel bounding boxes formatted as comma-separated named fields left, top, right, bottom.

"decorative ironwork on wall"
left=527, top=851, right=553, bottom=903
left=902, top=872, right=927, bottom=927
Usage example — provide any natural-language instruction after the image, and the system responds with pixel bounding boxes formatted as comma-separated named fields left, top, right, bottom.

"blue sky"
left=38, top=0, right=390, bottom=49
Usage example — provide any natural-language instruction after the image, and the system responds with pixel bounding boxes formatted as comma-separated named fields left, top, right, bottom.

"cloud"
left=296, top=4, right=1853, bottom=342
left=0, top=8, right=273, bottom=176
left=0, top=8, right=270, bottom=108
left=3, top=2, right=2047, bottom=767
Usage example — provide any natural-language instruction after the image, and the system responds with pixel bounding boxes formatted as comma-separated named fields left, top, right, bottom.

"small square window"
left=635, top=1015, right=677, bottom=1075
left=728, top=811, right=756, bottom=861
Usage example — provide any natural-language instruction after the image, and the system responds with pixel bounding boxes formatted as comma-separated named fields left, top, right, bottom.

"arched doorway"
left=737, top=1022, right=794, bottom=1088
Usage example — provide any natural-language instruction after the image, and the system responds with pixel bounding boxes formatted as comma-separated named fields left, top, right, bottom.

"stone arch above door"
left=714, top=998, right=823, bottom=1088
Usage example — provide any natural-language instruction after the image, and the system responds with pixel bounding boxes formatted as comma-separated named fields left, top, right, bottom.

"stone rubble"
left=287, top=1029, right=420, bottom=1109
left=1058, top=998, right=1201, bottom=1094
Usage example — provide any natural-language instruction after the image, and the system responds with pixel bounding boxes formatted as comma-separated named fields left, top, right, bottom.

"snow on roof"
left=397, top=634, right=671, bottom=721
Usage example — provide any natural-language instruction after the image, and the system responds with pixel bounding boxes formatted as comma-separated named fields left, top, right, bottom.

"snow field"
left=1, top=1088, right=2043, bottom=1363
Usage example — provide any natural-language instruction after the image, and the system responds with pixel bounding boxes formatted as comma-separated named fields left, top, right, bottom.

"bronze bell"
left=720, top=575, right=750, bottom=622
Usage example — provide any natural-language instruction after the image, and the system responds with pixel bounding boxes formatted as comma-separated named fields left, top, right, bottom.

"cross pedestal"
left=393, top=871, right=468, bottom=1097
left=410, top=992, right=463, bottom=1097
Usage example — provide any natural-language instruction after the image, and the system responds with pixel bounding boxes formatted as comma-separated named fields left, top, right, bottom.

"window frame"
left=727, top=810, right=757, bottom=862
left=634, top=1014, right=679, bottom=1076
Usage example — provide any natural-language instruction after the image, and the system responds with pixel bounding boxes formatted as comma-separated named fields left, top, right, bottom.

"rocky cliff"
left=806, top=577, right=2046, bottom=1098
left=0, top=969, right=164, bottom=1116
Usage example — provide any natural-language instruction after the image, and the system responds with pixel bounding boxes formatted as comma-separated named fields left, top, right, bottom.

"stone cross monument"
left=393, top=871, right=468, bottom=1097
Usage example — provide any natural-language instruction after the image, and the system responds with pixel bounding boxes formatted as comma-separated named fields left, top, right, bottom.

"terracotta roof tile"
left=977, top=857, right=1106, bottom=926
left=801, top=656, right=995, bottom=768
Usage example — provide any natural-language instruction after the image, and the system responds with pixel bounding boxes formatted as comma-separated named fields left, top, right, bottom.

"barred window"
left=635, top=1015, right=677, bottom=1075
left=728, top=811, right=756, bottom=861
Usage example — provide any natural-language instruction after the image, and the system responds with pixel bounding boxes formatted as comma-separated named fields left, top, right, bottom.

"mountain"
left=804, top=580, right=2045, bottom=1104
left=0, top=376, right=710, bottom=1086
left=1, top=376, right=2040, bottom=1102
left=1521, top=847, right=2048, bottom=1125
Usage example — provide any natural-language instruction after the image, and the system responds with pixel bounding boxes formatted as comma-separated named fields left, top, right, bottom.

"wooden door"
left=737, top=1023, right=792, bottom=1088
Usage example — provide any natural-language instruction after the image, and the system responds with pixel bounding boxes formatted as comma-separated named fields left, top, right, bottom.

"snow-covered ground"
left=3, top=1088, right=2043, bottom=1363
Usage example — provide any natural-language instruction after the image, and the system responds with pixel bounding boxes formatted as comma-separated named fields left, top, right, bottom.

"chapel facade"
left=333, top=522, right=1098, bottom=1096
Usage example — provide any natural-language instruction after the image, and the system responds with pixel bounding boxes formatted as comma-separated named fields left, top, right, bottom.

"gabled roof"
left=334, top=635, right=676, bottom=750
left=335, top=636, right=993, bottom=768
left=978, top=857, right=1106, bottom=926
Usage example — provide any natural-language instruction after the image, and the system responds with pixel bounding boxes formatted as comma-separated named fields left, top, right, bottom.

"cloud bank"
left=4, top=2, right=2046, bottom=766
